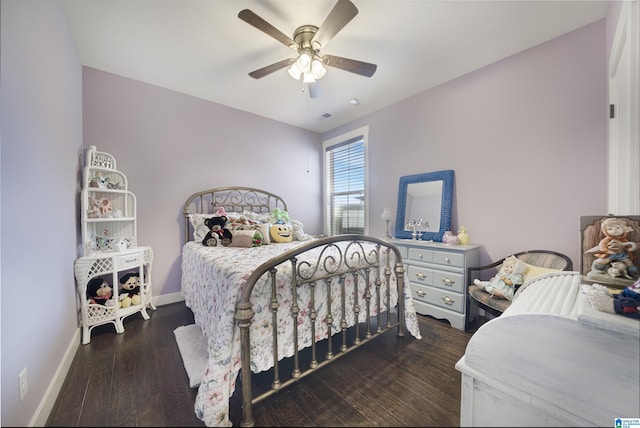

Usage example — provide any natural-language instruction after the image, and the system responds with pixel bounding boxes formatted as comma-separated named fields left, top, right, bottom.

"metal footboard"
left=234, top=235, right=406, bottom=427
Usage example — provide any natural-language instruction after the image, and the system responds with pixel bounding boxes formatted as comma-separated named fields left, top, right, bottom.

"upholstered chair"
left=466, top=250, right=573, bottom=331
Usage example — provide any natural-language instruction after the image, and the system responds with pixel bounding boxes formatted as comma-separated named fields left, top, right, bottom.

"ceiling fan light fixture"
left=302, top=72, right=316, bottom=83
left=242, top=1, right=377, bottom=86
left=297, top=52, right=312, bottom=73
left=311, top=58, right=326, bottom=79
left=288, top=52, right=326, bottom=82
left=287, top=62, right=302, bottom=80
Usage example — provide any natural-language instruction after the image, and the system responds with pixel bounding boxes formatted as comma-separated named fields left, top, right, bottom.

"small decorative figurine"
left=443, top=231, right=459, bottom=245
left=457, top=226, right=470, bottom=245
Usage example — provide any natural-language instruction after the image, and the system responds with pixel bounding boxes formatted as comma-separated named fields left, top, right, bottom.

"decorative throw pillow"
left=189, top=214, right=214, bottom=242
left=228, top=233, right=254, bottom=248
left=270, top=223, right=294, bottom=243
left=522, top=264, right=561, bottom=284
left=258, top=223, right=271, bottom=245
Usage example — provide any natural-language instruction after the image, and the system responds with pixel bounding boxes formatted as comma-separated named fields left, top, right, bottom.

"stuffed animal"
left=270, top=223, right=293, bottom=243
left=119, top=273, right=141, bottom=308
left=87, top=196, right=112, bottom=218
left=96, top=197, right=113, bottom=217
left=89, top=174, right=109, bottom=189
left=473, top=255, right=526, bottom=300
left=202, top=216, right=232, bottom=247
left=87, top=277, right=115, bottom=306
left=252, top=230, right=264, bottom=247
left=585, top=280, right=640, bottom=318
left=227, top=215, right=254, bottom=229
left=272, top=208, right=290, bottom=223
left=214, top=206, right=228, bottom=217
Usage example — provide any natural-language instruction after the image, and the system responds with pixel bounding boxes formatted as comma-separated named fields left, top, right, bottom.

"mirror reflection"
left=395, top=170, right=454, bottom=242
left=404, top=181, right=443, bottom=232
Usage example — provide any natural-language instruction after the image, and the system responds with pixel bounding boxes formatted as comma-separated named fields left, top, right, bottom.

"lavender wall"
left=1, top=1, right=83, bottom=426
left=84, top=19, right=607, bottom=298
left=83, top=69, right=322, bottom=298
left=324, top=19, right=608, bottom=267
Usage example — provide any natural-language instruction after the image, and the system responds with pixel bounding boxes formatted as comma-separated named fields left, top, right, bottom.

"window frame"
left=322, top=126, right=369, bottom=236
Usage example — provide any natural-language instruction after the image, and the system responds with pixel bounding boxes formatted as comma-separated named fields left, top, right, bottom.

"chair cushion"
left=468, top=284, right=513, bottom=312
left=522, top=263, right=561, bottom=283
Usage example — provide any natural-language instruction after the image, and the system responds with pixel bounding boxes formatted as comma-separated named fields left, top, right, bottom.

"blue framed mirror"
left=395, top=170, right=454, bottom=242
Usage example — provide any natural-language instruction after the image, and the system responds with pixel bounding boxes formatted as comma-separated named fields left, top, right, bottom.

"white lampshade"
left=381, top=208, right=392, bottom=221
left=289, top=52, right=326, bottom=82
left=311, top=58, right=326, bottom=79
left=297, top=52, right=311, bottom=73
left=287, top=62, right=302, bottom=80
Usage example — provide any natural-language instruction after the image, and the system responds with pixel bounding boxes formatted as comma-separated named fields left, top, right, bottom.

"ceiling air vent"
left=319, top=113, right=333, bottom=120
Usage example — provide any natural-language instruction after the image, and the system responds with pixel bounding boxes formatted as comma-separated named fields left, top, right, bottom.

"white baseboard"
left=34, top=293, right=186, bottom=426
left=30, top=327, right=81, bottom=427
left=153, top=291, right=185, bottom=306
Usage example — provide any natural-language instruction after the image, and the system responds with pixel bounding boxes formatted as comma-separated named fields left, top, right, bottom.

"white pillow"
left=189, top=214, right=214, bottom=242
left=292, top=219, right=312, bottom=241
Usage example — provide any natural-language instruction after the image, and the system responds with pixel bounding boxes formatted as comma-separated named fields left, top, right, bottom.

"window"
left=323, top=126, right=369, bottom=236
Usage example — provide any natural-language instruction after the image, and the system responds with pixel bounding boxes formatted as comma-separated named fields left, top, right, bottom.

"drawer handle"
left=441, top=277, right=455, bottom=285
left=121, top=258, right=137, bottom=263
left=442, top=296, right=454, bottom=305
left=416, top=290, right=426, bottom=297
left=418, top=253, right=423, bottom=259
left=445, top=257, right=451, bottom=264
left=415, top=272, right=426, bottom=280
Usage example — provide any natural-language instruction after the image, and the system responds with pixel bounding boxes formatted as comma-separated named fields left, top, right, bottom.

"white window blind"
left=324, top=131, right=367, bottom=236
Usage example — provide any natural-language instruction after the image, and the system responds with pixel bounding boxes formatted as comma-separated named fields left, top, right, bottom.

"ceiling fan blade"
left=248, top=58, right=294, bottom=79
left=238, top=9, right=297, bottom=49
left=322, top=55, right=377, bottom=77
left=312, top=0, right=358, bottom=49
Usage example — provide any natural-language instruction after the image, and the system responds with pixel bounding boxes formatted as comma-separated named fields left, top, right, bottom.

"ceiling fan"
left=238, top=0, right=377, bottom=90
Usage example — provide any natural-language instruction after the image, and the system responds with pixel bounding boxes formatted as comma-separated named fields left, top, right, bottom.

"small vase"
left=457, top=226, right=470, bottom=245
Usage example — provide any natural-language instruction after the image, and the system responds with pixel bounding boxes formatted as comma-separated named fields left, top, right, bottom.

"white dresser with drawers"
left=391, top=239, right=480, bottom=330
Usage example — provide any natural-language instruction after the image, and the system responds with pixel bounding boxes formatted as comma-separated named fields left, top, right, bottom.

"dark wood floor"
left=46, top=302, right=474, bottom=427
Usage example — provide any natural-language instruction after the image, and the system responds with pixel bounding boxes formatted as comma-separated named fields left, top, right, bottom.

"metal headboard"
left=183, top=186, right=287, bottom=243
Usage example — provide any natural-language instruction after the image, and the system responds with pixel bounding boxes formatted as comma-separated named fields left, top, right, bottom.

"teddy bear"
left=202, top=215, right=232, bottom=247
left=473, top=255, right=526, bottom=300
left=86, top=277, right=115, bottom=306
left=119, top=272, right=141, bottom=308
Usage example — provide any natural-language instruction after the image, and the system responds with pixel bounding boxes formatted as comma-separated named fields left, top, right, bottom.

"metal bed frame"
left=183, top=187, right=407, bottom=427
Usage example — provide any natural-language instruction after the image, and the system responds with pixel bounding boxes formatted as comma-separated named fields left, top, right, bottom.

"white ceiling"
left=60, top=0, right=609, bottom=134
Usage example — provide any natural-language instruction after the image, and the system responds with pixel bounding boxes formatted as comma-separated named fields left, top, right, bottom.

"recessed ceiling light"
left=349, top=98, right=359, bottom=105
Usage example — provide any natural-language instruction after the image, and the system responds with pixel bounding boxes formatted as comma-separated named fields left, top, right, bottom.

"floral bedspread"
left=180, top=240, right=422, bottom=427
